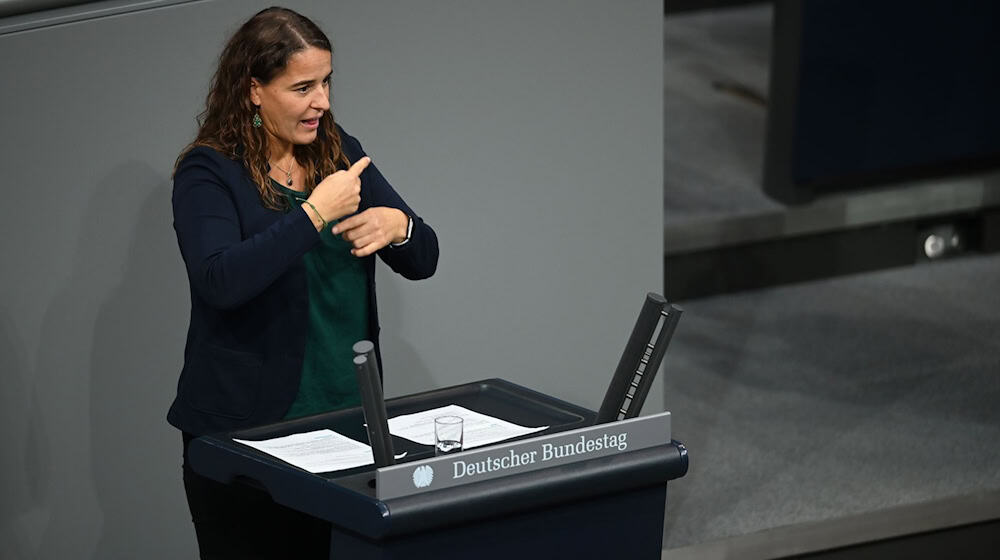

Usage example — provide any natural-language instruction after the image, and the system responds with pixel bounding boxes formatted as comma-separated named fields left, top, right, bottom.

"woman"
left=168, top=7, right=438, bottom=558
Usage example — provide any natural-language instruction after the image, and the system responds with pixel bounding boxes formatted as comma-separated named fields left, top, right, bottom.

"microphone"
left=352, top=340, right=395, bottom=467
left=596, top=293, right=683, bottom=424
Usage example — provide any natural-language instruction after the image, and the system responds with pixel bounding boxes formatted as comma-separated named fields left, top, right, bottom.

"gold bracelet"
left=301, top=200, right=328, bottom=230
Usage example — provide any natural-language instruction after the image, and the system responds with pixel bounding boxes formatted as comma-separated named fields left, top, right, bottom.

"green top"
left=275, top=180, right=369, bottom=419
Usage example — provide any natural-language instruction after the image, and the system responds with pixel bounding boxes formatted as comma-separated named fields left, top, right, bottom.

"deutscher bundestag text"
left=453, top=432, right=628, bottom=479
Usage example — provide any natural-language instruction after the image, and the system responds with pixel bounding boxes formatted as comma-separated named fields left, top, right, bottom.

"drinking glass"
left=434, top=416, right=463, bottom=455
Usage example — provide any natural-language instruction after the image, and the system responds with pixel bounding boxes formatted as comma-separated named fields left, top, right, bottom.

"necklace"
left=271, top=157, right=295, bottom=186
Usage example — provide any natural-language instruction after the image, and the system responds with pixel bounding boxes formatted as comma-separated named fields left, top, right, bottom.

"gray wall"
left=0, top=1, right=663, bottom=558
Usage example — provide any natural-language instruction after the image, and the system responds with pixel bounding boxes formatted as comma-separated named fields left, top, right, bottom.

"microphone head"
left=352, top=340, right=375, bottom=356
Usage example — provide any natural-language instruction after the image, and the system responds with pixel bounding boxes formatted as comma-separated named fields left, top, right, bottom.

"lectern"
left=189, top=293, right=688, bottom=559
left=188, top=379, right=688, bottom=560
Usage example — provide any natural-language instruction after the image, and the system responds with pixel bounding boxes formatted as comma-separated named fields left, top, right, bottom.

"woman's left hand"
left=332, top=207, right=409, bottom=257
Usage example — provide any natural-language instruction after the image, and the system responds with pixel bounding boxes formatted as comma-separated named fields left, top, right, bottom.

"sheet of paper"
left=388, top=404, right=548, bottom=449
left=234, top=429, right=373, bottom=473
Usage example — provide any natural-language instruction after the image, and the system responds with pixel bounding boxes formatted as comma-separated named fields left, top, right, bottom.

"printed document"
left=234, top=429, right=373, bottom=473
left=388, top=404, right=548, bottom=448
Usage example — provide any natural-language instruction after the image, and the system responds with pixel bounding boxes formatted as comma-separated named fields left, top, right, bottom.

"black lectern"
left=190, top=293, right=687, bottom=559
left=188, top=379, right=688, bottom=560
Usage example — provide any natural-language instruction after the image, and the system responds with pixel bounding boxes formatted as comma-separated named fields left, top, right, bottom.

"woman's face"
left=250, top=47, right=332, bottom=151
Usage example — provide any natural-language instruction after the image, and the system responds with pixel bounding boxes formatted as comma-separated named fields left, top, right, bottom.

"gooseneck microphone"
left=352, top=340, right=396, bottom=467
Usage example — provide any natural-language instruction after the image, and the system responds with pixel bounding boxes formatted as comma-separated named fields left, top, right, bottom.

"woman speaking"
left=167, top=7, right=438, bottom=558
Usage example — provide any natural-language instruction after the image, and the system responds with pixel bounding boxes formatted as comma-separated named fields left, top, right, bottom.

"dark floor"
left=661, top=253, right=1000, bottom=550
left=664, top=3, right=778, bottom=226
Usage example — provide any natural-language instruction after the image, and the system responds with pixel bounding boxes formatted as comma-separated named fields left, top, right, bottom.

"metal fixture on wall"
left=0, top=0, right=193, bottom=35
left=0, top=0, right=95, bottom=18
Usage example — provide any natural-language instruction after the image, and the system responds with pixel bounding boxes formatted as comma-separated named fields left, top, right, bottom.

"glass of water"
left=434, top=416, right=464, bottom=455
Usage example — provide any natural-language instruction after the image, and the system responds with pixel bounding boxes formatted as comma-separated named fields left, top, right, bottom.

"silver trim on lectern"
left=375, top=411, right=671, bottom=500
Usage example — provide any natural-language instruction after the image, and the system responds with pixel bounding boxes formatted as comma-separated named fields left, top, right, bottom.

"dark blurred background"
left=662, top=1, right=999, bottom=558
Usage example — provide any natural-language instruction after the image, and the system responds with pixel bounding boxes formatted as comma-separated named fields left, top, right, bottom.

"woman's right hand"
left=305, top=156, right=371, bottom=225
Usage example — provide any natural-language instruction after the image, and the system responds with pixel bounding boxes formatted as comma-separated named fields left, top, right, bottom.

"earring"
left=252, top=112, right=262, bottom=128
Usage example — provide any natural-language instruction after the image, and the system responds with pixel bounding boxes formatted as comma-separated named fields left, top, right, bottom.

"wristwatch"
left=390, top=215, right=413, bottom=247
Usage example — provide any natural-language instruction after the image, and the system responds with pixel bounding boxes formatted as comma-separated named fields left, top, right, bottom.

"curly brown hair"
left=177, top=6, right=349, bottom=210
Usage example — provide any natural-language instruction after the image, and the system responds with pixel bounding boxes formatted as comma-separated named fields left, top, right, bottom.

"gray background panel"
left=0, top=1, right=663, bottom=558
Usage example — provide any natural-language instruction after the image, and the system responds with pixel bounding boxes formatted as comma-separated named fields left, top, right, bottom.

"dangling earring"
left=252, top=111, right=262, bottom=128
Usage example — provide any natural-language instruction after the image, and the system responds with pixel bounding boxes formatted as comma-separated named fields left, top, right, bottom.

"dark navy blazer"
left=167, top=127, right=438, bottom=435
